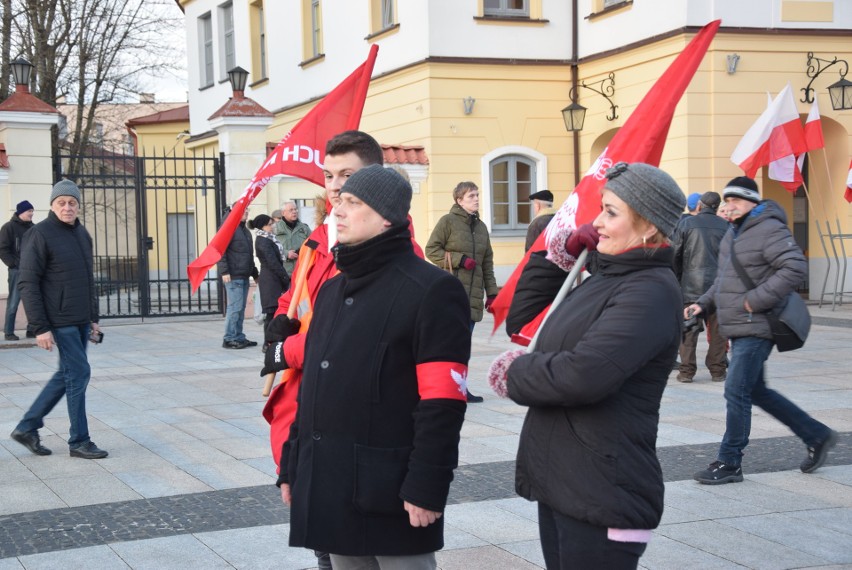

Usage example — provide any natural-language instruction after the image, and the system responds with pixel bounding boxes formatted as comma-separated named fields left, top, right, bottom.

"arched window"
left=490, top=155, right=534, bottom=231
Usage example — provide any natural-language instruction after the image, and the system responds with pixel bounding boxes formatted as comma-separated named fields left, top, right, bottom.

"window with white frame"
left=220, top=2, right=236, bottom=77
left=311, top=0, right=322, bottom=58
left=382, top=0, right=395, bottom=28
left=490, top=155, right=535, bottom=230
left=198, top=13, right=214, bottom=87
left=484, top=0, right=530, bottom=17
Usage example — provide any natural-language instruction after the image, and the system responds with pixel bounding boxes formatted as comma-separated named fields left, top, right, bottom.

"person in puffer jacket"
left=688, top=176, right=837, bottom=485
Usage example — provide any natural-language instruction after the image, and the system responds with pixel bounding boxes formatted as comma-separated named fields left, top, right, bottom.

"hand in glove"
left=487, top=349, right=526, bottom=398
left=565, top=223, right=600, bottom=258
left=265, top=314, right=302, bottom=343
left=260, top=341, right=289, bottom=376
left=485, top=295, right=497, bottom=312
left=460, top=255, right=476, bottom=271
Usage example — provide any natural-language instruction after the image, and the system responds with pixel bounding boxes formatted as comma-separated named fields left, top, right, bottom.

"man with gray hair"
left=273, top=201, right=311, bottom=275
left=10, top=179, right=107, bottom=459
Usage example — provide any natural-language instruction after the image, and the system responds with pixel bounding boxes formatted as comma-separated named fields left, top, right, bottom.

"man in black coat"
left=672, top=191, right=730, bottom=383
left=217, top=205, right=259, bottom=349
left=0, top=200, right=36, bottom=340
left=10, top=180, right=107, bottom=460
left=262, top=165, right=470, bottom=569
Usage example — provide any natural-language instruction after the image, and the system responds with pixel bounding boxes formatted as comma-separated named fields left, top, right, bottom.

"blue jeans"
left=16, top=324, right=92, bottom=448
left=5, top=268, right=26, bottom=335
left=718, top=336, right=830, bottom=466
left=223, top=278, right=249, bottom=342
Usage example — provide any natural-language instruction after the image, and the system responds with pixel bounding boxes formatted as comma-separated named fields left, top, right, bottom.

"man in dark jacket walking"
left=218, top=206, right=259, bottom=349
left=10, top=180, right=107, bottom=460
left=0, top=200, right=36, bottom=340
left=672, top=191, right=730, bottom=383
left=263, top=165, right=470, bottom=569
left=688, top=177, right=836, bottom=484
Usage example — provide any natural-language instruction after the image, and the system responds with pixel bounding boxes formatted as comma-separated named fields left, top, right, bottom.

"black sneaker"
left=5, top=333, right=19, bottom=341
left=466, top=389, right=484, bottom=403
left=10, top=429, right=52, bottom=456
left=693, top=461, right=743, bottom=484
left=801, top=430, right=838, bottom=473
left=70, top=441, right=109, bottom=459
left=25, top=331, right=37, bottom=339
left=222, top=340, right=241, bottom=349
left=244, top=340, right=258, bottom=347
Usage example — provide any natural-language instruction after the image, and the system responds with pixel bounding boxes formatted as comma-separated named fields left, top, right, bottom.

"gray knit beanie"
left=603, top=162, right=686, bottom=238
left=340, top=164, right=411, bottom=226
left=50, top=179, right=82, bottom=204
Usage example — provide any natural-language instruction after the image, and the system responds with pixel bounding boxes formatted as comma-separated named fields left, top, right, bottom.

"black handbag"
left=729, top=241, right=810, bottom=352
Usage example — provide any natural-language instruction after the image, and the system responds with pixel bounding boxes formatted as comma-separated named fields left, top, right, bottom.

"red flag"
left=490, top=20, right=721, bottom=337
left=845, top=159, right=852, bottom=203
left=187, top=45, right=379, bottom=292
left=731, top=83, right=807, bottom=178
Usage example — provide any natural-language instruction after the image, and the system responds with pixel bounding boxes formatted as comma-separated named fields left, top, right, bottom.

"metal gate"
left=53, top=149, right=226, bottom=318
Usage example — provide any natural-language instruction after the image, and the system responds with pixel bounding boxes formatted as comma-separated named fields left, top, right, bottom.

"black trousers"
left=538, top=503, right=647, bottom=570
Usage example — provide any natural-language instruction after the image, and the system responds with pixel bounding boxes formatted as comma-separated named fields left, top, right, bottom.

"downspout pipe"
left=571, top=0, right=581, bottom=188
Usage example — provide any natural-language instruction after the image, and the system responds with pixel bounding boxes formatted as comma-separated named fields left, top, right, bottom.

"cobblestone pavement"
left=0, top=302, right=850, bottom=569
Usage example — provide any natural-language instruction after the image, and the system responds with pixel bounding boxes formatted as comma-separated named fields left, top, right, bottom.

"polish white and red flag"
left=845, top=159, right=852, bottom=203
left=768, top=96, right=824, bottom=192
left=732, top=83, right=808, bottom=180
left=187, top=45, right=379, bottom=292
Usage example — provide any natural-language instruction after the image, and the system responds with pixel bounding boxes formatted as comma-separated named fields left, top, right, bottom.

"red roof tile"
left=381, top=144, right=429, bottom=165
left=208, top=96, right=273, bottom=120
left=0, top=91, right=59, bottom=114
left=127, top=105, right=190, bottom=127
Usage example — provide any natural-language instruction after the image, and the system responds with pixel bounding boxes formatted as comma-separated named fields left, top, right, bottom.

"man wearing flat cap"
left=525, top=189, right=557, bottom=251
left=0, top=199, right=36, bottom=340
left=672, top=191, right=730, bottom=383
left=264, top=165, right=470, bottom=569
left=10, top=179, right=108, bottom=460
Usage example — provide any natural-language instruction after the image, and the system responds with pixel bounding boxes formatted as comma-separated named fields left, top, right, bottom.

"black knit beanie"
left=340, top=164, right=411, bottom=226
left=723, top=176, right=761, bottom=204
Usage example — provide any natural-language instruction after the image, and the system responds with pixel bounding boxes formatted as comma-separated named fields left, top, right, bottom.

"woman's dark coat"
left=254, top=234, right=289, bottom=313
left=425, top=204, right=498, bottom=322
left=507, top=247, right=681, bottom=530
left=282, top=227, right=470, bottom=556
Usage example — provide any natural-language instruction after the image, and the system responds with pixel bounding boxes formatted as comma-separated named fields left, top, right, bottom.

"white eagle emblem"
left=450, top=369, right=468, bottom=396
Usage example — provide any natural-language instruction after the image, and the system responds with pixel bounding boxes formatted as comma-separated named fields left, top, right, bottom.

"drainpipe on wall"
left=571, top=0, right=581, bottom=188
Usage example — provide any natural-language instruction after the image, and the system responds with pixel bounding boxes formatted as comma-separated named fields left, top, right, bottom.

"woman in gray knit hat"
left=501, top=162, right=686, bottom=568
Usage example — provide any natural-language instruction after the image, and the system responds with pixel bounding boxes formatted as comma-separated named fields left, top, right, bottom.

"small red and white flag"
left=731, top=83, right=808, bottom=178
left=187, top=45, right=379, bottom=292
left=768, top=96, right=824, bottom=192
left=845, top=159, right=852, bottom=203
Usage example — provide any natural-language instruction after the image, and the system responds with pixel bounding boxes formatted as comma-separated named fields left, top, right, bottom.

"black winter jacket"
left=698, top=200, right=806, bottom=340
left=217, top=223, right=258, bottom=279
left=255, top=234, right=289, bottom=313
left=18, top=211, right=98, bottom=334
left=0, top=214, right=34, bottom=269
left=507, top=247, right=681, bottom=530
left=672, top=209, right=730, bottom=302
left=282, top=225, right=470, bottom=556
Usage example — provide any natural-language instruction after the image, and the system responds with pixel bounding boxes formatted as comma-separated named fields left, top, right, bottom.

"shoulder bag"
left=729, top=241, right=810, bottom=352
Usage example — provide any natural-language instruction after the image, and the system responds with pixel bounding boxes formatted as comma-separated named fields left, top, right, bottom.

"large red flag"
left=187, top=45, right=379, bottom=292
left=490, top=20, right=721, bottom=338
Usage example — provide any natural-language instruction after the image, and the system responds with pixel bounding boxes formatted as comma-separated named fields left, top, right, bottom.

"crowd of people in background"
left=4, top=129, right=839, bottom=569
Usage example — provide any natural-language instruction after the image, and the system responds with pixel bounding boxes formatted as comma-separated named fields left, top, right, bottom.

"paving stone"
left=17, top=544, right=130, bottom=569
left=108, top=535, right=233, bottom=570
left=195, top=524, right=318, bottom=570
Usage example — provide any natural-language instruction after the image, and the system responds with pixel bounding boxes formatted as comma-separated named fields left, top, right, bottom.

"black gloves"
left=261, top=341, right=289, bottom=376
left=265, top=314, right=302, bottom=343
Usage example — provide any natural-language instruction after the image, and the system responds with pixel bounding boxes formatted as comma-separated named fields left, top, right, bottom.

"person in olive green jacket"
left=273, top=201, right=311, bottom=276
left=426, top=181, right=499, bottom=403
